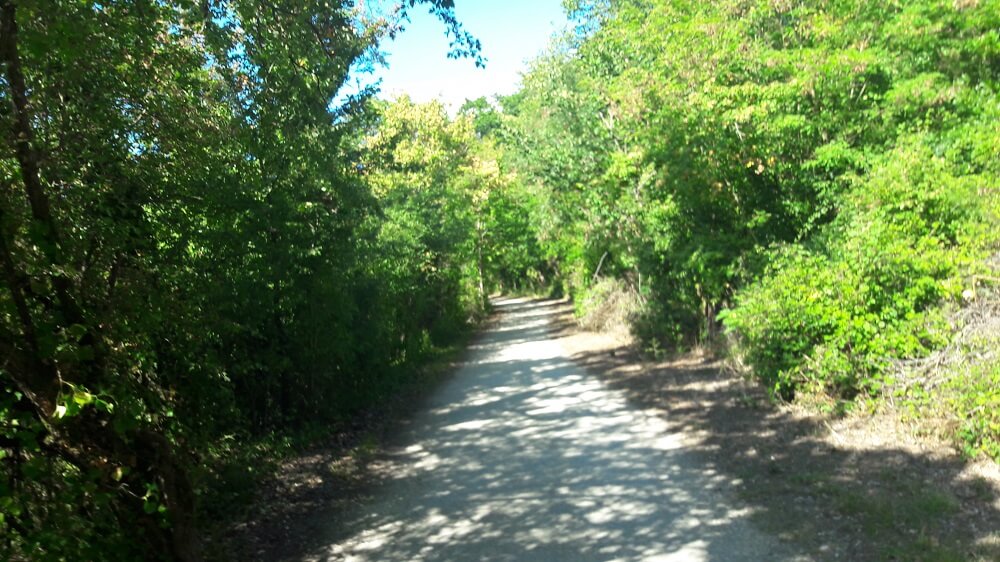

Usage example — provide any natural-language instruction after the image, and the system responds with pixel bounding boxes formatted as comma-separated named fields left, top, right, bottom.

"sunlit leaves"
left=506, top=0, right=999, bottom=388
left=0, top=0, right=484, bottom=559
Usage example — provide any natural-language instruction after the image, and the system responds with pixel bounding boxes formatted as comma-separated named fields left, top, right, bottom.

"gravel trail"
left=311, top=297, right=806, bottom=561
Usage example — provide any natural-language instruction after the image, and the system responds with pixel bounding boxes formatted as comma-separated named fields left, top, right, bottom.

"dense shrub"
left=504, top=0, right=999, bottom=413
left=0, top=2, right=505, bottom=560
left=725, top=137, right=995, bottom=398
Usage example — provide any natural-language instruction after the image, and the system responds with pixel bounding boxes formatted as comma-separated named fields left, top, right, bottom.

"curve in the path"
left=308, top=297, right=808, bottom=562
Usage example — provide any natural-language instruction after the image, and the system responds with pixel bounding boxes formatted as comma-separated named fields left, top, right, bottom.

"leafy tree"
left=505, top=0, right=1000, bottom=405
left=0, top=1, right=482, bottom=559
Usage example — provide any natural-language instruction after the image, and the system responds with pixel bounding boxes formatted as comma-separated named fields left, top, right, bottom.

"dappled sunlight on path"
left=307, top=298, right=805, bottom=561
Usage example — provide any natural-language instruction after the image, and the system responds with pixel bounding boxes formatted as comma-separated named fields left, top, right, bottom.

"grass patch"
left=744, top=461, right=976, bottom=561
left=825, top=476, right=962, bottom=560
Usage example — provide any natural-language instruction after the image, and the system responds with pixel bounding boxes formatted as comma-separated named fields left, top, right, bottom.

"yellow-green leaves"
left=53, top=383, right=105, bottom=420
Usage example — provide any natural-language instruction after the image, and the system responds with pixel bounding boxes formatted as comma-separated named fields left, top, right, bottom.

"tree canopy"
left=0, top=1, right=510, bottom=559
left=1, top=0, right=997, bottom=559
left=501, top=0, right=998, bottom=448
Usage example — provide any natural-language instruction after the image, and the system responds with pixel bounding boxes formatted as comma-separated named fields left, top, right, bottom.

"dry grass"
left=574, top=277, right=640, bottom=343
left=882, top=282, right=1000, bottom=463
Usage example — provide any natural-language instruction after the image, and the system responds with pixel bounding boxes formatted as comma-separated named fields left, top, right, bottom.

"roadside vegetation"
left=494, top=0, right=999, bottom=465
left=1, top=0, right=997, bottom=560
left=0, top=1, right=539, bottom=560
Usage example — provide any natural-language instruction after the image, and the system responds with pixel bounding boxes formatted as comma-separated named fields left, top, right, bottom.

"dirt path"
left=297, top=297, right=806, bottom=561
left=225, top=297, right=998, bottom=561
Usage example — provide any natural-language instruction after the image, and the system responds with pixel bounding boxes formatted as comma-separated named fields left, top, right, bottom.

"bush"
left=950, top=361, right=1000, bottom=461
left=575, top=277, right=640, bottom=336
left=890, top=294, right=1000, bottom=462
left=724, top=140, right=988, bottom=400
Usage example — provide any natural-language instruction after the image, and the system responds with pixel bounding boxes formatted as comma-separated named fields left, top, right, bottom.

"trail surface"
left=311, top=298, right=805, bottom=561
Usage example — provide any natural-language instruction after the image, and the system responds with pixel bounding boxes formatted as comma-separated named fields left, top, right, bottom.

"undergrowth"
left=889, top=293, right=1000, bottom=462
left=199, top=335, right=472, bottom=551
left=574, top=277, right=640, bottom=338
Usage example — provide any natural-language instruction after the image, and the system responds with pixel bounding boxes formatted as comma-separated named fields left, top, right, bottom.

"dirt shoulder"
left=211, top=334, right=487, bottom=562
left=556, top=303, right=1000, bottom=561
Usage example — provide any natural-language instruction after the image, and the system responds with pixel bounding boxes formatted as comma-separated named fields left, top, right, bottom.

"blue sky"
left=362, top=0, right=567, bottom=110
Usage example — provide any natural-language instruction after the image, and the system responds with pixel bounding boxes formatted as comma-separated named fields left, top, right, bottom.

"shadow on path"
left=299, top=297, right=807, bottom=561
left=569, top=326, right=1000, bottom=561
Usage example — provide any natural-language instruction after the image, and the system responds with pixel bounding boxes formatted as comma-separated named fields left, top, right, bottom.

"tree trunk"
left=476, top=218, right=486, bottom=305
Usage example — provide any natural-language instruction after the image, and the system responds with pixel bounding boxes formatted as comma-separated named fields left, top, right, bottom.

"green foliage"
left=3, top=0, right=999, bottom=557
left=949, top=361, right=1000, bottom=461
left=503, top=0, right=1000, bottom=426
left=0, top=1, right=488, bottom=559
left=361, top=96, right=489, bottom=344
left=725, top=137, right=990, bottom=398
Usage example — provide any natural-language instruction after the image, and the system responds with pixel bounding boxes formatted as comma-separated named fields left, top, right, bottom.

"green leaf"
left=72, top=390, right=95, bottom=406
left=66, top=324, right=88, bottom=341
